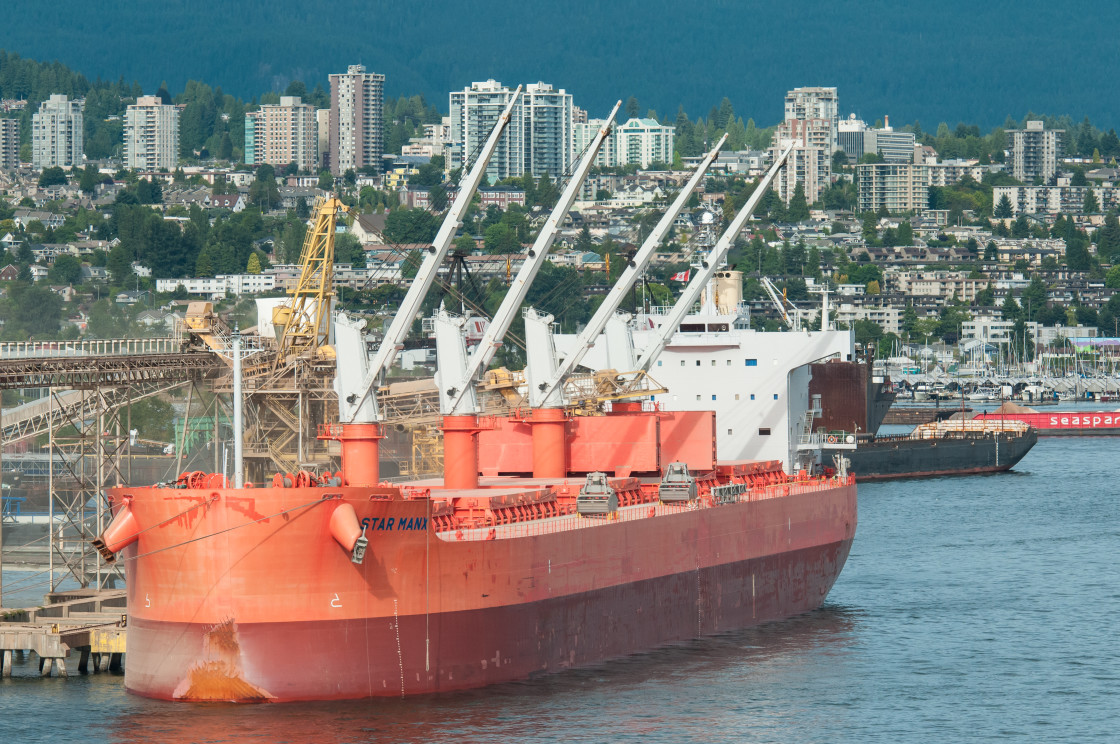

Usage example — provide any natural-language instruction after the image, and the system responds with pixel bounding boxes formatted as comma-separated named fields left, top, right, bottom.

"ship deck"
left=438, top=477, right=850, bottom=542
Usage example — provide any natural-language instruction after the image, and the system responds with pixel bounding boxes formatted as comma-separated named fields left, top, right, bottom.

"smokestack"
left=884, top=115, right=890, bottom=131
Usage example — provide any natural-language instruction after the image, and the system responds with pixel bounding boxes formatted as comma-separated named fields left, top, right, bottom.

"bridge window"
left=745, top=359, right=757, bottom=366
left=758, top=428, right=771, bottom=436
left=750, top=394, right=755, bottom=400
left=773, top=393, right=779, bottom=400
left=712, top=394, right=717, bottom=401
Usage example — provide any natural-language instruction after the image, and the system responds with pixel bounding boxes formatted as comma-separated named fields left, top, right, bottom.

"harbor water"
left=2, top=435, right=1117, bottom=742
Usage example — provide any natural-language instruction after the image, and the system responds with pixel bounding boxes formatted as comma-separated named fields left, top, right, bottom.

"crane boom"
left=635, top=142, right=795, bottom=373
left=274, top=196, right=348, bottom=367
left=761, top=276, right=799, bottom=330
left=442, top=100, right=622, bottom=415
left=341, top=87, right=522, bottom=423
left=534, top=134, right=729, bottom=405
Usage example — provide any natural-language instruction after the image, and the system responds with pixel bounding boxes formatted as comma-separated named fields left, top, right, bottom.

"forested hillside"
left=3, top=0, right=1120, bottom=129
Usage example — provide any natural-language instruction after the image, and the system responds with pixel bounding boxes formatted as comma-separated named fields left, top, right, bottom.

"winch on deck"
left=659, top=462, right=697, bottom=503
left=577, top=472, right=619, bottom=517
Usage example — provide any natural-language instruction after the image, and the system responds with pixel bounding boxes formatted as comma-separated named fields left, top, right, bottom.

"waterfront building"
left=0, top=118, right=19, bottom=169
left=124, top=96, right=180, bottom=170
left=329, top=64, right=385, bottom=175
left=31, top=94, right=83, bottom=169
left=449, top=80, right=573, bottom=180
left=855, top=162, right=931, bottom=213
left=838, top=115, right=916, bottom=163
left=1008, top=120, right=1062, bottom=183
left=245, top=96, right=318, bottom=172
left=784, top=86, right=839, bottom=152
left=573, top=117, right=674, bottom=169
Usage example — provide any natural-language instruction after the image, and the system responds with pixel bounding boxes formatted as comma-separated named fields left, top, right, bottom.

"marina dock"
left=0, top=589, right=126, bottom=677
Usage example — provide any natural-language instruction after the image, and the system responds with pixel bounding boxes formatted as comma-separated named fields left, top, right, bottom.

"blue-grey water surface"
left=2, top=436, right=1117, bottom=743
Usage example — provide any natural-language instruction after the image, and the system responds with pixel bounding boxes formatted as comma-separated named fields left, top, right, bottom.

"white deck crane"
left=335, top=87, right=522, bottom=426
left=525, top=134, right=730, bottom=409
left=760, top=276, right=801, bottom=331
left=436, top=100, right=623, bottom=417
left=329, top=88, right=522, bottom=486
left=432, top=101, right=622, bottom=487
left=635, top=142, right=795, bottom=373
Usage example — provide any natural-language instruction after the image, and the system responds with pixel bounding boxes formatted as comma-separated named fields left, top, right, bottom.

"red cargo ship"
left=93, top=102, right=856, bottom=703
left=97, top=408, right=856, bottom=702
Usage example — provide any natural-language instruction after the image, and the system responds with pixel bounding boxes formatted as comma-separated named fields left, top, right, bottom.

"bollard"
left=78, top=647, right=90, bottom=673
left=1, top=649, right=11, bottom=677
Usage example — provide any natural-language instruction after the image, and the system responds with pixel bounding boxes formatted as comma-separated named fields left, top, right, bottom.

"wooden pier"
left=0, top=589, right=126, bottom=677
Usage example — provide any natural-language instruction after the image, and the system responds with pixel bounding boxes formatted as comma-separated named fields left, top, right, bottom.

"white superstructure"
left=554, top=279, right=853, bottom=470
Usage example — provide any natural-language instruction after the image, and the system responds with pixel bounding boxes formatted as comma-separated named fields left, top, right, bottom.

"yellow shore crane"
left=272, top=196, right=349, bottom=368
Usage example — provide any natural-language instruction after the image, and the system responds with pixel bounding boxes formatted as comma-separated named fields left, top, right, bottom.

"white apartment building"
left=155, top=273, right=277, bottom=298
left=522, top=82, right=573, bottom=177
left=32, top=94, right=83, bottom=169
left=992, top=185, right=1120, bottom=215
left=771, top=117, right=832, bottom=204
left=316, top=108, right=330, bottom=170
left=784, top=87, right=839, bottom=152
left=245, top=96, right=318, bottom=172
left=963, top=315, right=1018, bottom=345
left=855, top=163, right=930, bottom=213
left=124, top=96, right=180, bottom=170
left=0, top=118, right=19, bottom=169
left=927, top=159, right=991, bottom=187
left=329, top=65, right=385, bottom=175
left=889, top=270, right=987, bottom=302
left=573, top=117, right=674, bottom=169
left=837, top=115, right=916, bottom=163
left=449, top=80, right=573, bottom=180
left=1008, top=120, right=1062, bottom=183
left=833, top=303, right=901, bottom=335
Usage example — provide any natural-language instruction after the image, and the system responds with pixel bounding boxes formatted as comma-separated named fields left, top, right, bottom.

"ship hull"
left=124, top=538, right=851, bottom=701
left=113, top=479, right=855, bottom=702
left=842, top=429, right=1037, bottom=481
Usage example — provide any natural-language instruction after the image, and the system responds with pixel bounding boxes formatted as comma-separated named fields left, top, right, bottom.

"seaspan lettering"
left=1050, top=416, right=1058, bottom=426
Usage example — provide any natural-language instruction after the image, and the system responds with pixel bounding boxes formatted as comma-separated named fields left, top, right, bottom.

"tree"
left=318, top=170, right=334, bottom=190
left=1021, top=276, right=1048, bottom=319
left=897, top=219, right=913, bottom=246
left=48, top=254, right=82, bottom=284
left=984, top=241, right=998, bottom=261
left=383, top=208, right=440, bottom=244
left=1011, top=214, right=1030, bottom=239
left=484, top=222, right=520, bottom=254
left=1106, top=264, right=1120, bottom=289
left=246, top=253, right=262, bottom=274
left=334, top=232, right=365, bottom=268
left=1065, top=232, right=1092, bottom=271
left=994, top=194, right=1014, bottom=218
left=786, top=182, right=810, bottom=222
left=625, top=96, right=640, bottom=119
left=976, top=282, right=995, bottom=306
left=38, top=166, right=67, bottom=188
left=79, top=165, right=100, bottom=194
left=1084, top=188, right=1100, bottom=214
left=106, top=244, right=133, bottom=285
left=249, top=164, right=279, bottom=209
